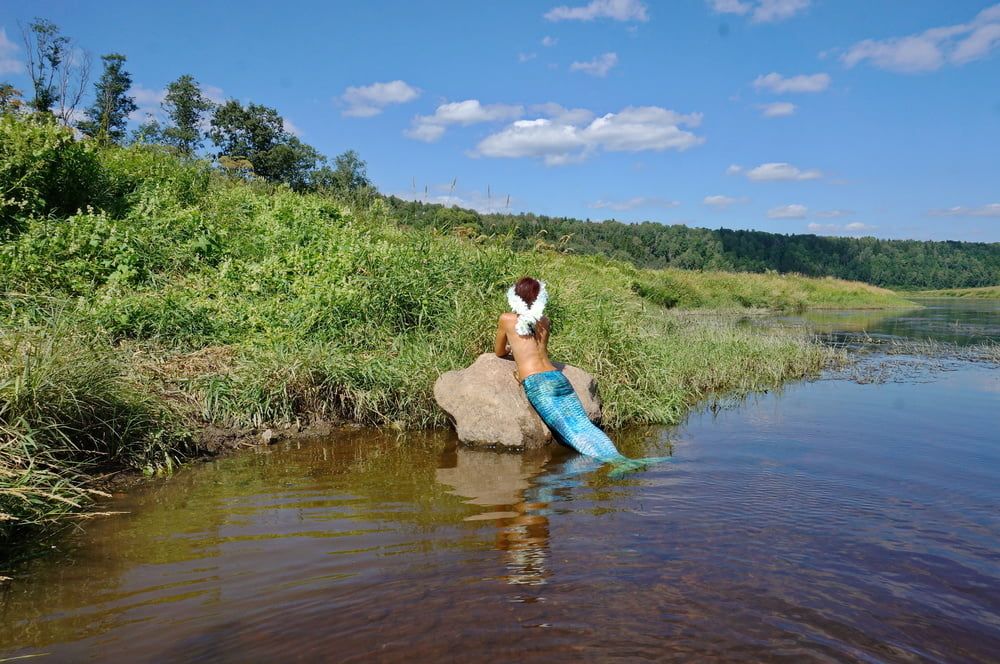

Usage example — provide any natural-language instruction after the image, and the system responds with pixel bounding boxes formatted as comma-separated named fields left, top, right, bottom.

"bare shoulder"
left=499, top=312, right=517, bottom=328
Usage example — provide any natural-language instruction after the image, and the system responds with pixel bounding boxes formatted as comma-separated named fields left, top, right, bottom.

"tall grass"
left=909, top=285, right=1000, bottom=299
left=1, top=313, right=188, bottom=548
left=0, top=116, right=902, bottom=546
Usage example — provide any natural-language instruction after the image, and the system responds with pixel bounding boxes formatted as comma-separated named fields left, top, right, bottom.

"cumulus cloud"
left=703, top=195, right=748, bottom=208
left=545, top=0, right=649, bottom=22
left=841, top=4, right=1000, bottom=73
left=758, top=102, right=796, bottom=117
left=815, top=208, right=853, bottom=218
left=753, top=72, right=830, bottom=93
left=542, top=35, right=558, bottom=47
left=570, top=52, right=619, bottom=77
left=707, top=0, right=811, bottom=24
left=530, top=102, right=595, bottom=125
left=768, top=204, right=808, bottom=219
left=406, top=99, right=524, bottom=142
left=0, top=27, right=23, bottom=75
left=475, top=105, right=704, bottom=165
left=808, top=221, right=876, bottom=234
left=341, top=80, right=420, bottom=117
left=589, top=196, right=680, bottom=210
left=395, top=186, right=515, bottom=214
left=127, top=84, right=167, bottom=122
left=282, top=118, right=303, bottom=137
left=729, top=162, right=822, bottom=181
left=928, top=203, right=1000, bottom=217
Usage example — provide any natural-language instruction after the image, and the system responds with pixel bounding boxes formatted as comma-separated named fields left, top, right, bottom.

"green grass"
left=908, top=285, right=1000, bottom=299
left=0, top=115, right=906, bottom=549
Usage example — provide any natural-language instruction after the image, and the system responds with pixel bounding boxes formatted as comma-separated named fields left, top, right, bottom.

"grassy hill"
left=0, top=116, right=911, bottom=545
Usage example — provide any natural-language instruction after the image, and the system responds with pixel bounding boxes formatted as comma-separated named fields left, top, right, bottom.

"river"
left=1, top=299, right=997, bottom=662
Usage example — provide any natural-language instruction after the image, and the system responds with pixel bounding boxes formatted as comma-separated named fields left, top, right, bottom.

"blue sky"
left=2, top=0, right=999, bottom=242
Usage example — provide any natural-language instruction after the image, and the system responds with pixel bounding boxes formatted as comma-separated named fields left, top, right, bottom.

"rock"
left=260, top=428, right=275, bottom=444
left=433, top=353, right=601, bottom=449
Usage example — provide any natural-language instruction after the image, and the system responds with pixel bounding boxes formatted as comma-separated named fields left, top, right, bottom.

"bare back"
left=494, top=313, right=558, bottom=380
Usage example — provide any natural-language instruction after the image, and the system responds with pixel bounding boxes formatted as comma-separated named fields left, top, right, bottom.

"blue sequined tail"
left=522, top=370, right=669, bottom=472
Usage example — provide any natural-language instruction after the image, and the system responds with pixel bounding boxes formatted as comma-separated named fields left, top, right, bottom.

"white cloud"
left=734, top=162, right=822, bottom=181
left=202, top=84, right=226, bottom=104
left=545, top=0, right=649, bottom=22
left=475, top=105, right=704, bottom=165
left=703, top=195, right=748, bottom=208
left=406, top=99, right=524, bottom=142
left=707, top=0, right=810, bottom=24
left=808, top=221, right=876, bottom=234
left=0, top=27, right=23, bottom=75
left=128, top=84, right=167, bottom=122
left=542, top=36, right=558, bottom=47
left=753, top=72, right=830, bottom=93
left=815, top=208, right=853, bottom=218
left=341, top=80, right=420, bottom=117
left=841, top=4, right=1000, bottom=73
left=518, top=52, right=537, bottom=63
left=530, top=102, right=595, bottom=125
left=570, top=52, right=619, bottom=77
left=758, top=101, right=796, bottom=117
left=768, top=204, right=808, bottom=219
left=589, top=196, right=680, bottom=210
left=395, top=187, right=515, bottom=214
left=283, top=118, right=303, bottom=137
left=928, top=203, right=1000, bottom=217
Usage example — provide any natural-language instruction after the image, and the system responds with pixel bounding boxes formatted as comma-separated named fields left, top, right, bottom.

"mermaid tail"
left=522, top=370, right=671, bottom=472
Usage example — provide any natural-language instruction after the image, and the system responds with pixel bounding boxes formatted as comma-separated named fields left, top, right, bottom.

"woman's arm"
left=494, top=317, right=510, bottom=357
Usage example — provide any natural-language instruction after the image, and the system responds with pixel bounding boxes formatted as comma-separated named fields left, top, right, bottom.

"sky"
left=2, top=0, right=999, bottom=242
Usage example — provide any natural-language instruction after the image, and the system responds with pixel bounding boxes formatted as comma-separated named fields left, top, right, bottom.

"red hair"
left=514, top=277, right=541, bottom=307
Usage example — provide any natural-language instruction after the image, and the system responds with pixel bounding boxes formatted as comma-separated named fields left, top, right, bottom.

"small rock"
left=433, top=353, right=601, bottom=450
left=260, top=428, right=275, bottom=444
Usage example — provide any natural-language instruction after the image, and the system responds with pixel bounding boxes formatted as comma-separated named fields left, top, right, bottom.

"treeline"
left=387, top=198, right=1000, bottom=289
left=1, top=19, right=371, bottom=197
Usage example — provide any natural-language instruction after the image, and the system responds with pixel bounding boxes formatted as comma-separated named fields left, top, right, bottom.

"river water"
left=2, top=300, right=998, bottom=662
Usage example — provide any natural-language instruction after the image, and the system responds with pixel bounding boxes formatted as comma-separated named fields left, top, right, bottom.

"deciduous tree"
left=77, top=53, right=137, bottom=144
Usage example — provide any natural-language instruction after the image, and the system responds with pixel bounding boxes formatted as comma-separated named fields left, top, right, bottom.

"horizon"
left=2, top=0, right=999, bottom=242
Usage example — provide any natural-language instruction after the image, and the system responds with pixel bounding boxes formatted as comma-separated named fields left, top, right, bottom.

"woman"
left=494, top=276, right=631, bottom=463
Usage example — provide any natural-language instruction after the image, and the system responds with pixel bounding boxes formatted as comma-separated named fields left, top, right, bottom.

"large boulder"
left=433, top=353, right=601, bottom=449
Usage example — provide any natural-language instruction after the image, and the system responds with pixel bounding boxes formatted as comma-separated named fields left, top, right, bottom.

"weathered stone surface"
left=433, top=353, right=601, bottom=449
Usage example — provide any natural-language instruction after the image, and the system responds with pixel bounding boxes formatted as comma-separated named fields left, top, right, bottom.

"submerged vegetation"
left=0, top=114, right=910, bottom=551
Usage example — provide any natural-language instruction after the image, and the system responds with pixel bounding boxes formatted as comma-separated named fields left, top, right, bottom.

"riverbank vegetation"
left=0, top=114, right=916, bottom=549
left=909, top=286, right=1000, bottom=299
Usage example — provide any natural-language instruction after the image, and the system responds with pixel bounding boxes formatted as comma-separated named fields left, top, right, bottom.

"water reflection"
left=788, top=297, right=1000, bottom=345
left=434, top=447, right=616, bottom=590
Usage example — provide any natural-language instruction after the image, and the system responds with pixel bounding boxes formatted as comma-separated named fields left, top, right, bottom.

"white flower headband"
left=506, top=281, right=548, bottom=336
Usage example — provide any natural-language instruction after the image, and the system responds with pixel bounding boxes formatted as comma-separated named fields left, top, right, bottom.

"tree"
left=312, top=149, right=374, bottom=196
left=77, top=53, right=137, bottom=144
left=131, top=115, right=165, bottom=145
left=0, top=83, right=24, bottom=115
left=20, top=18, right=90, bottom=124
left=208, top=100, right=322, bottom=189
left=162, top=74, right=213, bottom=155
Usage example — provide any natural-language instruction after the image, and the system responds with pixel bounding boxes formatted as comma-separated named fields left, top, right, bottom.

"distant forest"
left=387, top=198, right=1000, bottom=290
